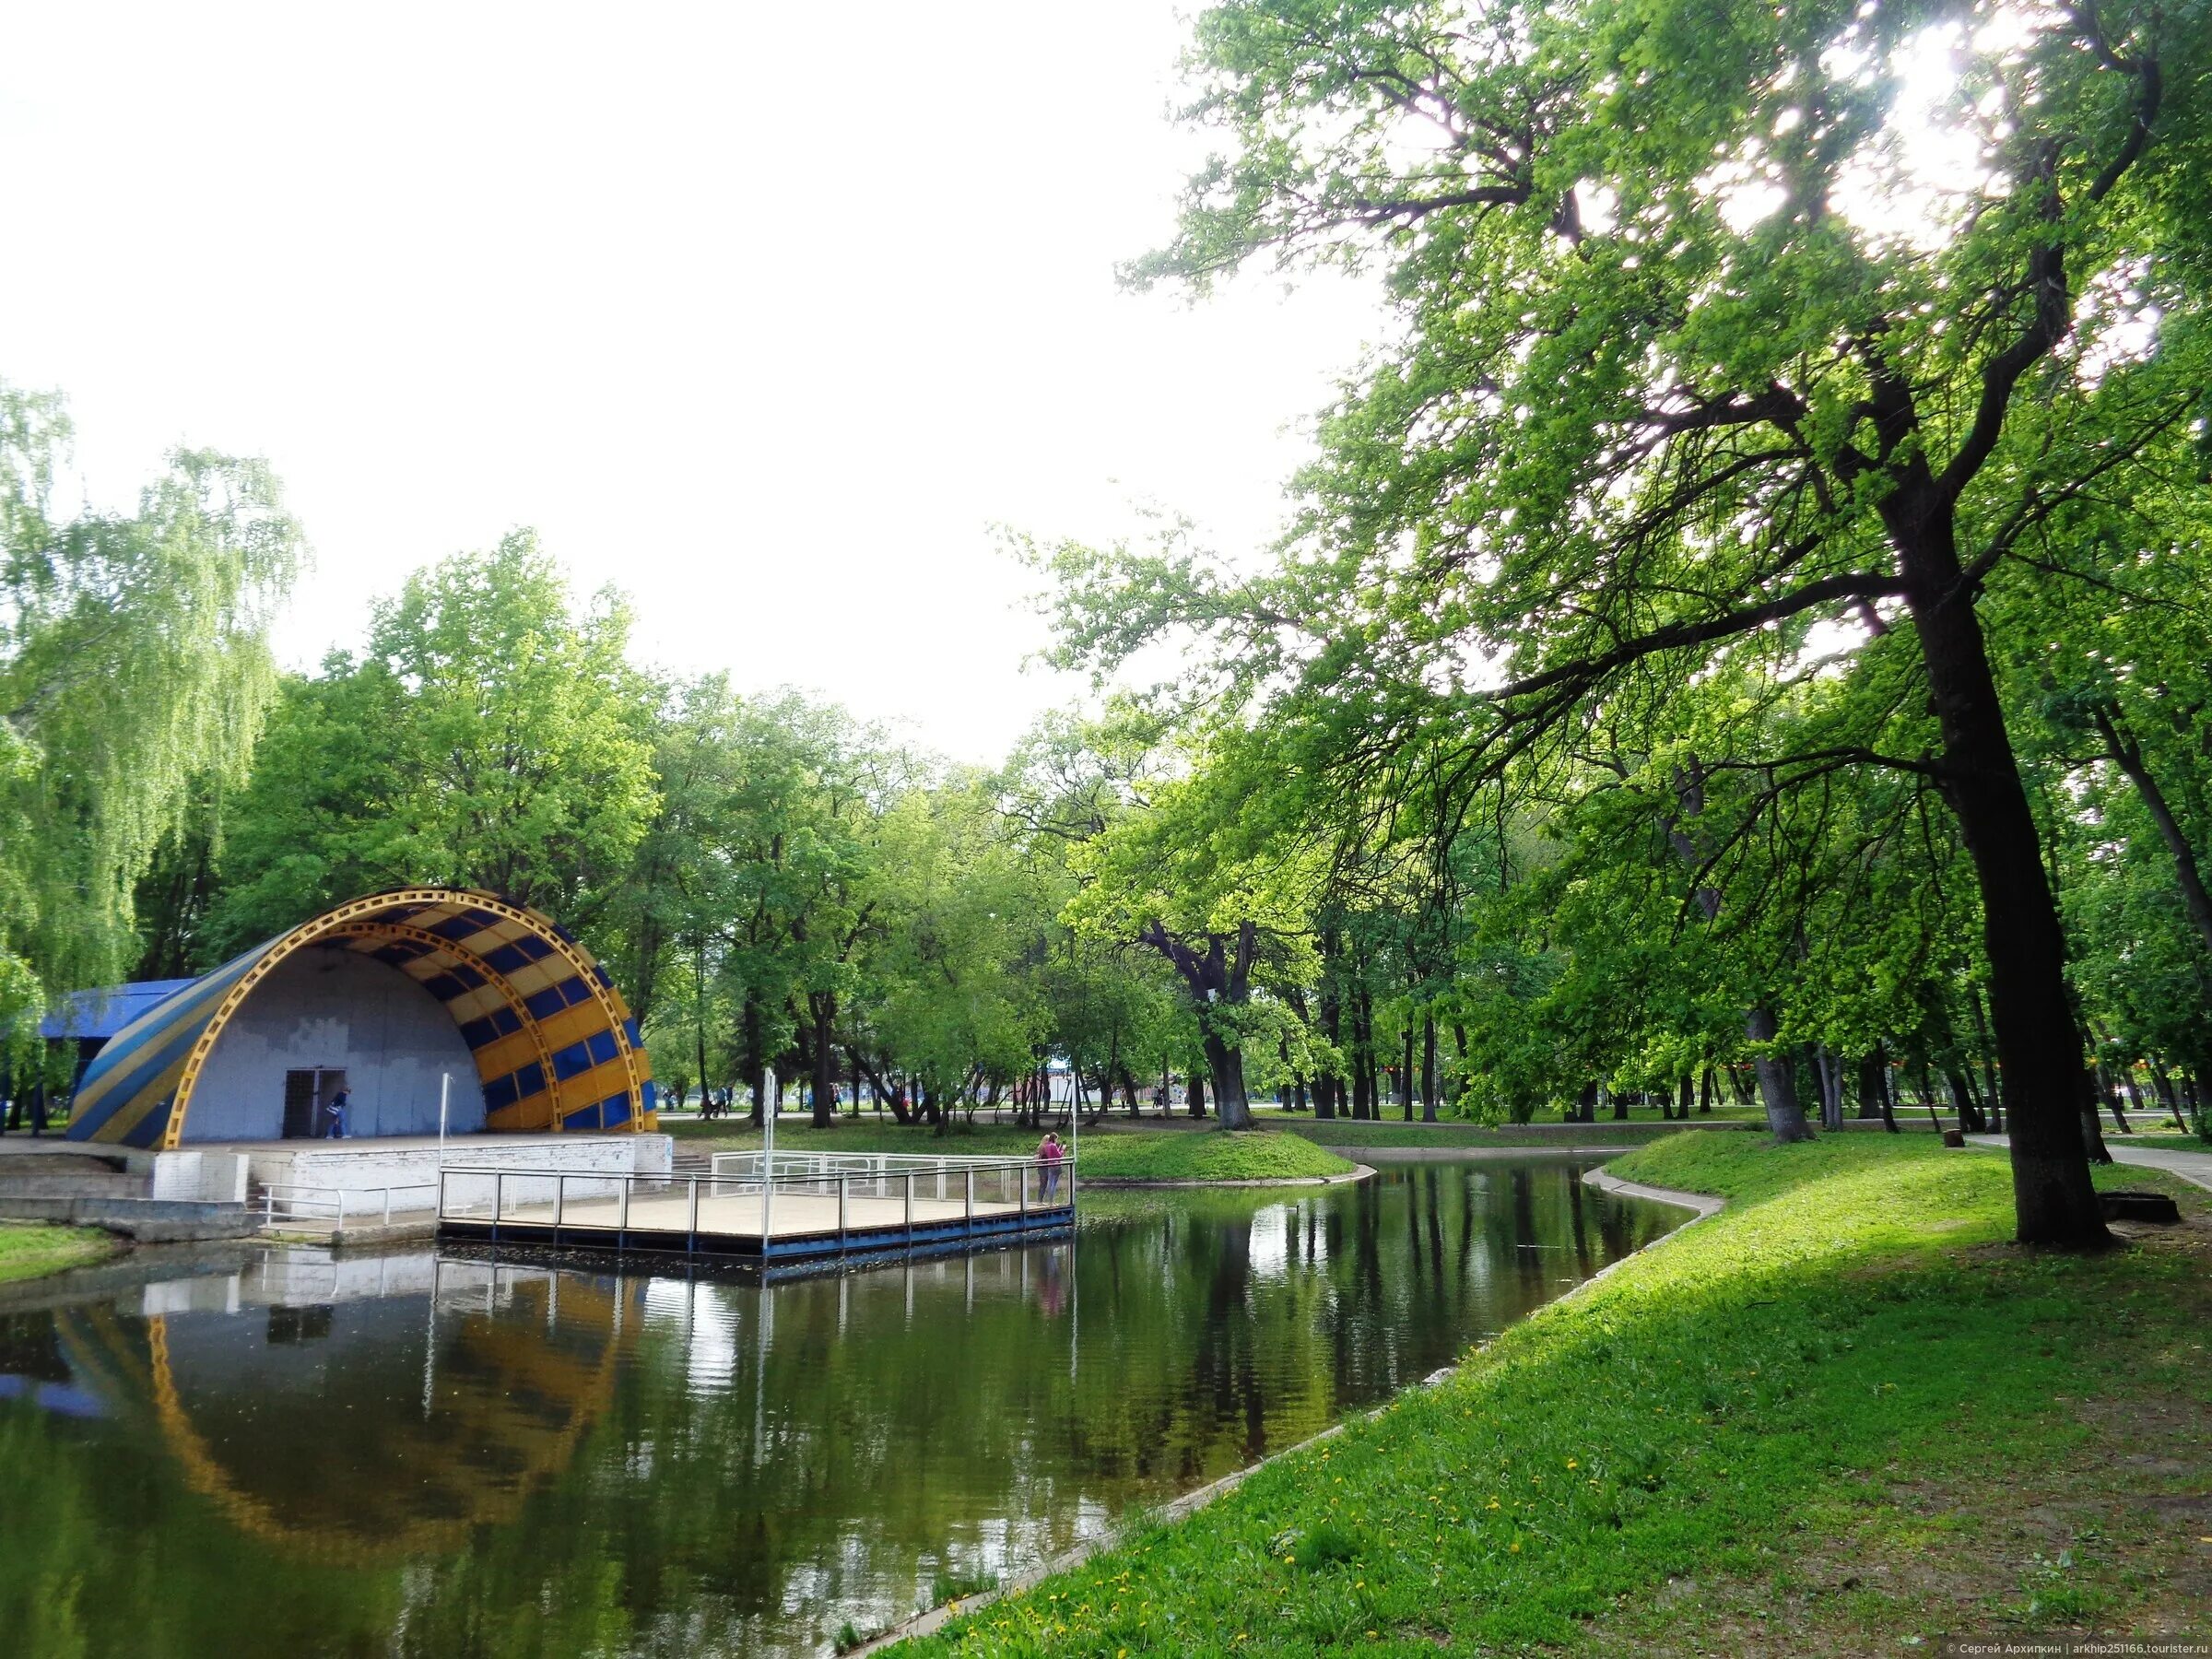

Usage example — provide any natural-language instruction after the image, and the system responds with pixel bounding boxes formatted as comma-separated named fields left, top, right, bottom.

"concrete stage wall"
left=220, top=1132, right=675, bottom=1219
left=187, top=947, right=488, bottom=1142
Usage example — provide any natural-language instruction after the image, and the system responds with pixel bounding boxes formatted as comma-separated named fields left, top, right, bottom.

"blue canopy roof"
left=39, top=981, right=198, bottom=1043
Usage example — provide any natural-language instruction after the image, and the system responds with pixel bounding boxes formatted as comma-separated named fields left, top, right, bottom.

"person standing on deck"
left=1036, top=1131, right=1065, bottom=1203
left=324, top=1087, right=349, bottom=1139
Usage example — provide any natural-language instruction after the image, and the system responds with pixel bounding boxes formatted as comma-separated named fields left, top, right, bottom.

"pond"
left=0, top=1158, right=1677, bottom=1657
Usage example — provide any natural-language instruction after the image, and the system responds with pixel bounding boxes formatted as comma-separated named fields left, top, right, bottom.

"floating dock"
left=434, top=1150, right=1075, bottom=1270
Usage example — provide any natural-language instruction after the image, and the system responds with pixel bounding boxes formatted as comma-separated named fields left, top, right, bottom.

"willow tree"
left=1072, top=0, right=2208, bottom=1245
left=1, top=382, right=300, bottom=1051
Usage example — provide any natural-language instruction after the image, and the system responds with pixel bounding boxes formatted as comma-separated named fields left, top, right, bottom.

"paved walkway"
left=1966, top=1134, right=2212, bottom=1194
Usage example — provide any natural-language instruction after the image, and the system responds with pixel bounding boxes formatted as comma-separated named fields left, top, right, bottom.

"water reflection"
left=0, top=1159, right=1671, bottom=1658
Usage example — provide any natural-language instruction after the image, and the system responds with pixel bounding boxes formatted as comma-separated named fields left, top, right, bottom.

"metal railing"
left=260, top=1181, right=441, bottom=1229
left=435, top=1155, right=1076, bottom=1253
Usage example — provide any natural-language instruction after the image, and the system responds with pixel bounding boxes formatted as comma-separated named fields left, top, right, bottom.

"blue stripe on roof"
left=481, top=942, right=529, bottom=975
left=585, top=1030, right=618, bottom=1067
left=524, top=982, right=575, bottom=1020
left=550, top=1041, right=593, bottom=1081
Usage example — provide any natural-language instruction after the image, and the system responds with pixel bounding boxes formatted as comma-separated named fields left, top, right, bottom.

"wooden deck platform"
left=434, top=1160, right=1075, bottom=1269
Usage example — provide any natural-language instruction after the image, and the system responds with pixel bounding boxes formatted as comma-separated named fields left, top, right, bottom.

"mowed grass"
left=0, top=1222, right=113, bottom=1285
left=665, top=1117, right=1353, bottom=1182
left=895, top=1134, right=2212, bottom=1655
left=1276, top=1116, right=1759, bottom=1149
left=664, top=1119, right=1047, bottom=1157
left=1077, top=1133, right=1353, bottom=1182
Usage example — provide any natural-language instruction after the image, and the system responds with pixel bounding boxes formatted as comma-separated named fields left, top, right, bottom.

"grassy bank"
left=1278, top=1117, right=1757, bottom=1149
left=896, top=1134, right=2210, bottom=1654
left=666, top=1119, right=1354, bottom=1182
left=665, top=1120, right=1046, bottom=1157
left=0, top=1223, right=114, bottom=1285
left=1076, top=1133, right=1352, bottom=1182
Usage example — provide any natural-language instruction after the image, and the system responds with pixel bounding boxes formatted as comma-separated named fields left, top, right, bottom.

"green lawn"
left=0, top=1222, right=113, bottom=1285
left=2118, top=1132, right=2212, bottom=1151
left=1277, top=1117, right=1758, bottom=1149
left=895, top=1134, right=2210, bottom=1654
left=665, top=1119, right=1047, bottom=1157
left=665, top=1117, right=1354, bottom=1182
left=1075, top=1133, right=1353, bottom=1182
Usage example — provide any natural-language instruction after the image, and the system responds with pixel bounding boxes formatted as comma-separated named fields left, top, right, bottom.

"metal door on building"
left=281, top=1068, right=348, bottom=1138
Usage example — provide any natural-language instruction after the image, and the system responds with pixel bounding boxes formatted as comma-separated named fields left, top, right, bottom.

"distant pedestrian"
left=324, top=1087, right=349, bottom=1139
left=1036, top=1131, right=1065, bottom=1204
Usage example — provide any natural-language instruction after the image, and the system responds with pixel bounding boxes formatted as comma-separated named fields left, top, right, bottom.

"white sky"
left=0, top=2, right=1379, bottom=763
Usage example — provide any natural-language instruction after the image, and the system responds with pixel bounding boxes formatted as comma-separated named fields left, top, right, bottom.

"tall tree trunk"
left=1699, top=1066, right=1715, bottom=1114
left=1187, top=1069, right=1206, bottom=1118
left=741, top=986, right=766, bottom=1127
left=1203, top=1033, right=1254, bottom=1129
left=808, top=993, right=837, bottom=1127
left=1855, top=1052, right=1884, bottom=1120
left=1420, top=1014, right=1438, bottom=1123
left=1744, top=1007, right=1815, bottom=1142
left=1399, top=1019, right=1415, bottom=1121
left=693, top=944, right=710, bottom=1117
left=2097, top=705, right=2212, bottom=958
left=1888, top=492, right=2104, bottom=1244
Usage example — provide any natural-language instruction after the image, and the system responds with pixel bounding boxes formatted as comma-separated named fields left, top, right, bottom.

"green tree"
left=1048, top=0, right=2209, bottom=1243
left=207, top=533, right=658, bottom=952
left=0, top=381, right=300, bottom=1054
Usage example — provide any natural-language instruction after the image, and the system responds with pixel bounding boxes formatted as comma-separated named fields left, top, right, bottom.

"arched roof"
left=65, top=888, right=657, bottom=1148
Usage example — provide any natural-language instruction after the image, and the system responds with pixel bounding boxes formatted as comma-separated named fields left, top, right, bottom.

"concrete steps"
left=0, top=1147, right=256, bottom=1242
left=0, top=1155, right=152, bottom=1201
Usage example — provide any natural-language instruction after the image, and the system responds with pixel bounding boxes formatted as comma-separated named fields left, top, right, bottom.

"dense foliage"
left=1019, top=0, right=2212, bottom=1241
left=1, top=381, right=301, bottom=1080
left=6, top=0, right=2209, bottom=1244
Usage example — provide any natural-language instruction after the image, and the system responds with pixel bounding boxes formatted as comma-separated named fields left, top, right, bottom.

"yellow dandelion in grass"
left=1565, top=1458, right=1578, bottom=1469
left=1510, top=1541, right=1522, bottom=1554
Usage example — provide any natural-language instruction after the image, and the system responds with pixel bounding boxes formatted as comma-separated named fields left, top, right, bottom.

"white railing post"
left=761, top=1167, right=775, bottom=1244
left=553, top=1173, right=565, bottom=1228
left=618, top=1173, right=631, bottom=1233
left=905, top=1171, right=915, bottom=1241
left=494, top=1171, right=504, bottom=1235
left=838, top=1174, right=849, bottom=1246
left=688, top=1173, right=700, bottom=1241
left=964, top=1168, right=974, bottom=1226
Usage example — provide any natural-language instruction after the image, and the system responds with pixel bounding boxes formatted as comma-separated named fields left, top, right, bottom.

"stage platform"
left=435, top=1154, right=1075, bottom=1274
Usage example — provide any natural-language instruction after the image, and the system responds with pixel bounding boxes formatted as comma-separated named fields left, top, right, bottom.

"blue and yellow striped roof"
left=65, top=888, right=657, bottom=1149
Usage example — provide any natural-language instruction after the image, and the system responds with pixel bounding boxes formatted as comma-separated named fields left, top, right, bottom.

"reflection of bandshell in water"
left=53, top=1277, right=640, bottom=1561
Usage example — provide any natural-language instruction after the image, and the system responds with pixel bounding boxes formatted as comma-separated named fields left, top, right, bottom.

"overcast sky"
left=0, top=3, right=1381, bottom=762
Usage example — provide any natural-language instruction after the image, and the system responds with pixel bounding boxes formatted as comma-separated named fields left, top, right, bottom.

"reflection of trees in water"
left=1, top=1168, right=1676, bottom=1659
